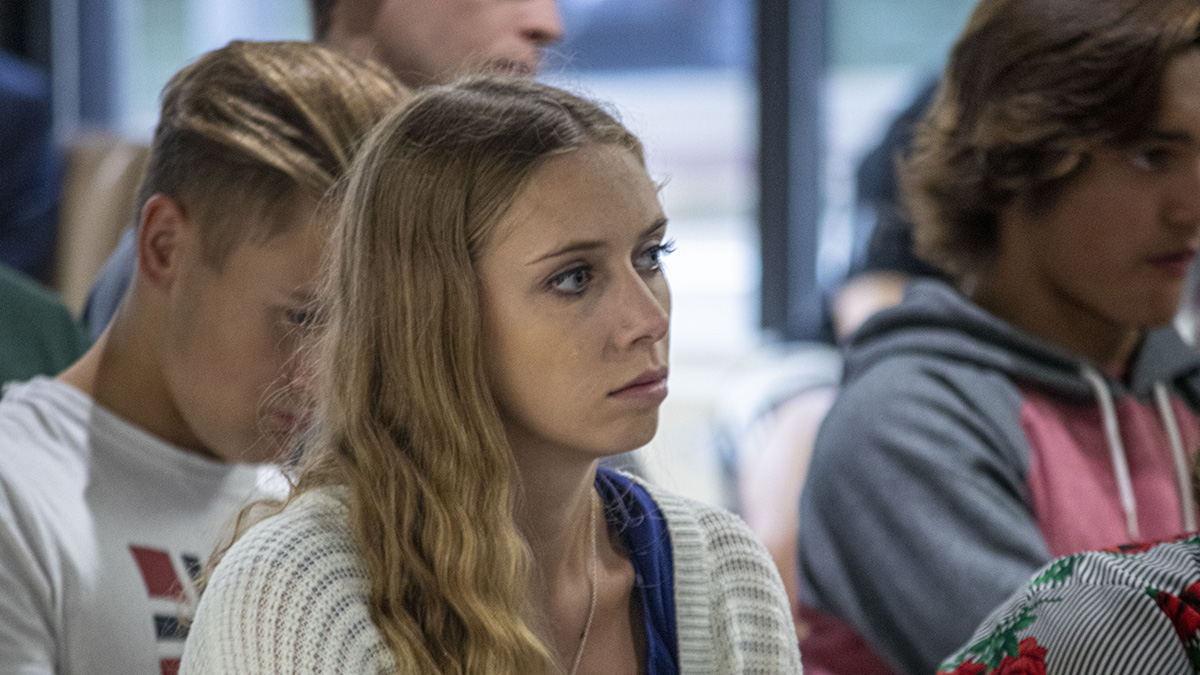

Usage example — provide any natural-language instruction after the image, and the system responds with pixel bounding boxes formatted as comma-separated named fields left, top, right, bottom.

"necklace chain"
left=567, top=492, right=598, bottom=675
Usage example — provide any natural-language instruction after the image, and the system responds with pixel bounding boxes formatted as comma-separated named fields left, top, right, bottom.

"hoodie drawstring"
left=1080, top=366, right=1140, bottom=540
left=1080, top=365, right=1198, bottom=540
left=1153, top=382, right=1198, bottom=532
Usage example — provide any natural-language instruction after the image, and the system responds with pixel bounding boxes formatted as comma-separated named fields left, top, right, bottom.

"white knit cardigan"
left=180, top=481, right=803, bottom=674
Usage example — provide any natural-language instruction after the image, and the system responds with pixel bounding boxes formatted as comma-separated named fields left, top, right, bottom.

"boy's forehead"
left=1159, top=49, right=1200, bottom=136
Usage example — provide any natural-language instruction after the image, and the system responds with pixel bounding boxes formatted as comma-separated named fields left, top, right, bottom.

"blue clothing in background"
left=0, top=52, right=62, bottom=282
left=594, top=468, right=679, bottom=675
left=80, top=227, right=134, bottom=340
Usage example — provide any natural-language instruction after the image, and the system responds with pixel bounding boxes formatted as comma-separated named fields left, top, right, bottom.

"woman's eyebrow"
left=529, top=239, right=605, bottom=266
left=528, top=217, right=669, bottom=266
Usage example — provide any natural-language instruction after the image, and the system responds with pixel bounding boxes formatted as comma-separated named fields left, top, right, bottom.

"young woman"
left=796, top=1, right=1200, bottom=673
left=180, top=77, right=800, bottom=675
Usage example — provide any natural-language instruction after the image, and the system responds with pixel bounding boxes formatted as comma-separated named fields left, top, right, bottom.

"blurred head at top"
left=310, top=0, right=564, bottom=88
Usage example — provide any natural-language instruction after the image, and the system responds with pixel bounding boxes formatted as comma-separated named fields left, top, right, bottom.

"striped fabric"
left=939, top=535, right=1200, bottom=674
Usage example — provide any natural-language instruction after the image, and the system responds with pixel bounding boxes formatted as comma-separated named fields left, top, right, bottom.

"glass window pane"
left=110, top=0, right=309, bottom=137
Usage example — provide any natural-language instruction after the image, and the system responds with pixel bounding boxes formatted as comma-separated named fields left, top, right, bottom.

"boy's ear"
left=137, top=194, right=195, bottom=289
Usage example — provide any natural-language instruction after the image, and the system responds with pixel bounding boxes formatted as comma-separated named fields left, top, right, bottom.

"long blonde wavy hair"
left=277, top=76, right=644, bottom=673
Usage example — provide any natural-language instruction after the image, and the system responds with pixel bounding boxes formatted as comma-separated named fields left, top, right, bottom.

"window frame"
left=758, top=0, right=828, bottom=342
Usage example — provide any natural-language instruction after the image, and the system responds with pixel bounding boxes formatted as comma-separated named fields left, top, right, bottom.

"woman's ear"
left=136, top=194, right=193, bottom=290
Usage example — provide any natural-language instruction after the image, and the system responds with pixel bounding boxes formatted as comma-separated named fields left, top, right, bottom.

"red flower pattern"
left=1182, top=580, right=1200, bottom=607
left=1153, top=581, right=1200, bottom=645
left=994, top=638, right=1047, bottom=675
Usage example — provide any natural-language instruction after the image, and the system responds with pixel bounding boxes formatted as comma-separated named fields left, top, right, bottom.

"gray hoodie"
left=797, top=279, right=1200, bottom=675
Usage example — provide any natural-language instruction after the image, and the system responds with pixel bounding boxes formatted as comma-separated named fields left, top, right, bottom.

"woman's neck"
left=510, top=443, right=605, bottom=669
left=512, top=445, right=599, bottom=586
left=509, top=439, right=642, bottom=674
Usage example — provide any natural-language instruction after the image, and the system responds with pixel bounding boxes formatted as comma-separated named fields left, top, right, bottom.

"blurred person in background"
left=313, top=0, right=562, bottom=85
left=797, top=0, right=1200, bottom=673
left=0, top=41, right=407, bottom=675
left=0, top=51, right=87, bottom=395
left=81, top=0, right=563, bottom=340
left=728, top=78, right=942, bottom=672
left=0, top=49, right=60, bottom=283
left=831, top=78, right=942, bottom=341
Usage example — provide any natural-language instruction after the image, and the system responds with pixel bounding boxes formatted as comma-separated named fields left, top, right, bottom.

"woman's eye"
left=549, top=266, right=592, bottom=295
left=636, top=239, right=676, bottom=272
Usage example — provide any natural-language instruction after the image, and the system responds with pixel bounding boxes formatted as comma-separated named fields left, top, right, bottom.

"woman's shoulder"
left=634, top=479, right=768, bottom=562
left=209, top=488, right=366, bottom=586
left=182, top=487, right=394, bottom=675
left=206, top=486, right=372, bottom=606
left=604, top=471, right=781, bottom=598
left=233, top=487, right=358, bottom=559
left=648, top=484, right=787, bottom=608
left=602, top=472, right=780, bottom=603
left=633, top=478, right=803, bottom=672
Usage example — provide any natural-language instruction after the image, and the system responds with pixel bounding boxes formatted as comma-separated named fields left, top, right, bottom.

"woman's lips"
left=609, top=367, right=669, bottom=404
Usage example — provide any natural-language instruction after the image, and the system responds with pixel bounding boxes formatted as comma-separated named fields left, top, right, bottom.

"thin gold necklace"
left=566, top=492, right=598, bottom=675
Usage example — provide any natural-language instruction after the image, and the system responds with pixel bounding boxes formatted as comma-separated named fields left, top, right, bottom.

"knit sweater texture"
left=180, top=480, right=802, bottom=674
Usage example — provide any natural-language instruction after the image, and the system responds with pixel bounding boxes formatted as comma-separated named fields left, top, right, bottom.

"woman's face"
left=478, top=144, right=670, bottom=461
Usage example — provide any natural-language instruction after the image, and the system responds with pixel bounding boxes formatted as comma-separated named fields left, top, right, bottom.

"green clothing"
left=0, top=266, right=87, bottom=386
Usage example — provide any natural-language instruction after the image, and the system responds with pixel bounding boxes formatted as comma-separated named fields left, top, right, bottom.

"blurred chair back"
left=53, top=133, right=149, bottom=313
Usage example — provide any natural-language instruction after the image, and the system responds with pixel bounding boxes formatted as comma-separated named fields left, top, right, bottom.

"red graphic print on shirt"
left=129, top=545, right=200, bottom=675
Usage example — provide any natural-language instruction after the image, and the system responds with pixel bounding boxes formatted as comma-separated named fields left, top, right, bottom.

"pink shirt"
left=1021, top=387, right=1200, bottom=557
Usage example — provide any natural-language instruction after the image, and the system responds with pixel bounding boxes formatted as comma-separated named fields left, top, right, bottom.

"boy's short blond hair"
left=136, top=40, right=408, bottom=267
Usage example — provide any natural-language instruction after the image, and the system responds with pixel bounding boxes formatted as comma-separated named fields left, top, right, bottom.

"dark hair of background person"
left=903, top=0, right=1200, bottom=281
left=850, top=78, right=943, bottom=282
left=309, top=0, right=336, bottom=42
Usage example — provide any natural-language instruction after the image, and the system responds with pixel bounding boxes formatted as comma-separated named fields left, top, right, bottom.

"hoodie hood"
left=845, top=279, right=1200, bottom=403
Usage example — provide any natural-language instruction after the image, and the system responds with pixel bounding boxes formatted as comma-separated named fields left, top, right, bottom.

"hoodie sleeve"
left=797, top=356, right=1052, bottom=675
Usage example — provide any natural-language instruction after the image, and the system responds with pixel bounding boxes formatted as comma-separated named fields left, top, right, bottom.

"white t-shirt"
left=0, top=377, right=277, bottom=675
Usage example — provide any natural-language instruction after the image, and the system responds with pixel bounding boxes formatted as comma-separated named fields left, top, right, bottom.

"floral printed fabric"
left=939, top=534, right=1200, bottom=675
